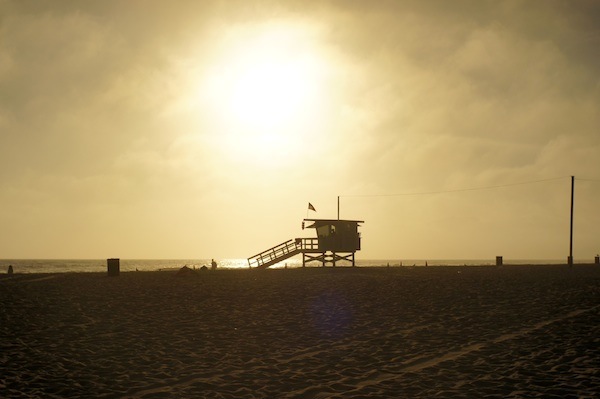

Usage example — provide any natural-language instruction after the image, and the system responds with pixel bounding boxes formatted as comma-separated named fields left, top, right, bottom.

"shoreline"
left=2, top=257, right=598, bottom=275
left=1, top=262, right=598, bottom=278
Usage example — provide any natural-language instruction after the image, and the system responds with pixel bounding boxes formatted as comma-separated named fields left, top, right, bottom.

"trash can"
left=496, top=256, right=503, bottom=266
left=107, top=258, right=120, bottom=277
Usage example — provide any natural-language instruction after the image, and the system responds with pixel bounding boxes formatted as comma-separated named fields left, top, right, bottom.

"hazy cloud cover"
left=1, top=0, right=599, bottom=260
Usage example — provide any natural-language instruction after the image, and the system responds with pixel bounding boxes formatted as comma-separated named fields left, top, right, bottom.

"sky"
left=1, top=0, right=599, bottom=261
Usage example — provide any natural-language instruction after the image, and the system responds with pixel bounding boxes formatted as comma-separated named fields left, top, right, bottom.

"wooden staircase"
left=247, top=239, right=302, bottom=269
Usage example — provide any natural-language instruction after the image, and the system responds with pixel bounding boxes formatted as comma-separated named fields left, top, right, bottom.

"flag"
left=308, top=202, right=316, bottom=212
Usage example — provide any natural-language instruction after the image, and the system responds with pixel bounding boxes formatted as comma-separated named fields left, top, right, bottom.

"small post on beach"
left=496, top=256, right=503, bottom=266
left=107, top=258, right=120, bottom=277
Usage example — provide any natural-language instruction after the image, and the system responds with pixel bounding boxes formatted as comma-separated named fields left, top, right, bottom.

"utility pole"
left=569, top=176, right=574, bottom=267
left=337, top=196, right=340, bottom=220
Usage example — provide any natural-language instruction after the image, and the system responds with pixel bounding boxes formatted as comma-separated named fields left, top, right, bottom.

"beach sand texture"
left=1, top=266, right=598, bottom=398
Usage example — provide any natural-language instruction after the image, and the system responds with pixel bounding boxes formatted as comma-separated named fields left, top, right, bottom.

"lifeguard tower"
left=247, top=218, right=364, bottom=269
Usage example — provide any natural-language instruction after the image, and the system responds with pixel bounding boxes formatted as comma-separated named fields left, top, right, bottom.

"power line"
left=577, top=178, right=600, bottom=183
left=342, top=176, right=570, bottom=198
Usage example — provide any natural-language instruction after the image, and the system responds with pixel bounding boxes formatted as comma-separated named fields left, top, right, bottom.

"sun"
left=229, top=58, right=317, bottom=130
left=200, top=22, right=330, bottom=163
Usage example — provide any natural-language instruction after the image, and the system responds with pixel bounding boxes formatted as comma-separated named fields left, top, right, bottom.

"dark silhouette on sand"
left=248, top=218, right=364, bottom=269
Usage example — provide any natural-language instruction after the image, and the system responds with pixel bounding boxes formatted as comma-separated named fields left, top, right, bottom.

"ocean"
left=0, top=258, right=571, bottom=274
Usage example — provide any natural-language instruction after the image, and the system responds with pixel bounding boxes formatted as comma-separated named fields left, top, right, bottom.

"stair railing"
left=248, top=239, right=302, bottom=268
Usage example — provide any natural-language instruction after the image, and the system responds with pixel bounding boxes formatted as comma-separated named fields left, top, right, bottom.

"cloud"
left=321, top=1, right=599, bottom=185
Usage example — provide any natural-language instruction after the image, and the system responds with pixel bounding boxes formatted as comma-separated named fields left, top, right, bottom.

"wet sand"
left=1, top=265, right=598, bottom=398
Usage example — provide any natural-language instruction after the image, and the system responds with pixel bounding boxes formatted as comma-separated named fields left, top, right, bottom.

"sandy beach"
left=1, top=265, right=598, bottom=398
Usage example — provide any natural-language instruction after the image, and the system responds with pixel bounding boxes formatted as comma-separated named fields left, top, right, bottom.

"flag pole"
left=337, top=196, right=340, bottom=220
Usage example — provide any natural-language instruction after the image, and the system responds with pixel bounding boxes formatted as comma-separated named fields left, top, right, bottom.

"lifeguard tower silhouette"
left=248, top=218, right=364, bottom=269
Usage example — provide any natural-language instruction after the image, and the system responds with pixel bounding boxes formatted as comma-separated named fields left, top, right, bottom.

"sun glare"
left=200, top=23, right=330, bottom=164
left=229, top=58, right=317, bottom=130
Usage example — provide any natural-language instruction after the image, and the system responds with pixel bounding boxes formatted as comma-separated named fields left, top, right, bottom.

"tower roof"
left=303, top=218, right=364, bottom=229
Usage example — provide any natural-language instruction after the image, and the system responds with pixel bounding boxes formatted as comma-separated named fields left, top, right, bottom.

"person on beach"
left=211, top=259, right=217, bottom=270
left=7, top=265, right=13, bottom=274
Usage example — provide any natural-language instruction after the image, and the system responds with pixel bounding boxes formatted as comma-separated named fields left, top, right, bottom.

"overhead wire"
left=577, top=177, right=600, bottom=183
left=341, top=176, right=571, bottom=198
